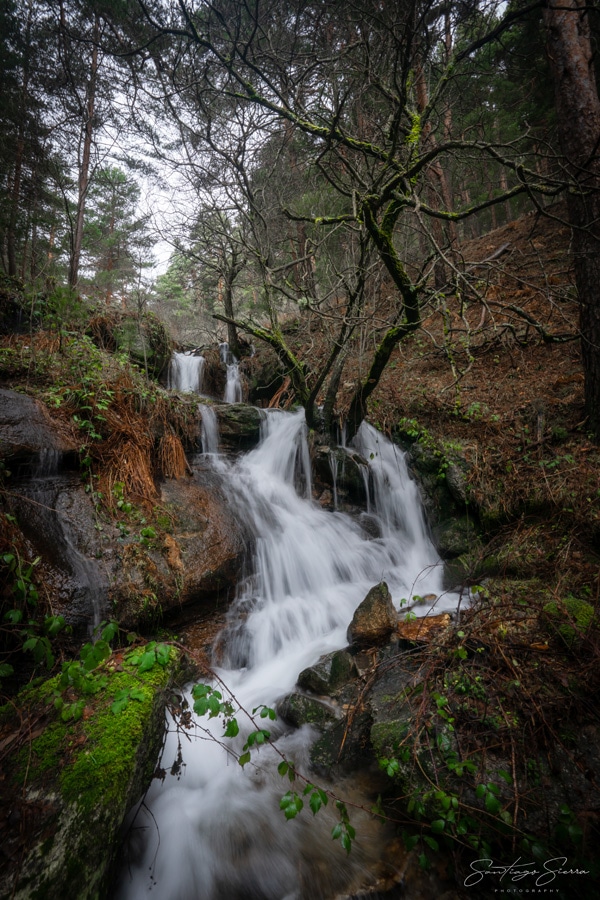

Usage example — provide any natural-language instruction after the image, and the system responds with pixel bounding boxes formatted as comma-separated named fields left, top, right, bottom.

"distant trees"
left=119, top=0, right=564, bottom=436
left=82, top=166, right=152, bottom=303
left=3, top=0, right=599, bottom=439
left=0, top=0, right=151, bottom=306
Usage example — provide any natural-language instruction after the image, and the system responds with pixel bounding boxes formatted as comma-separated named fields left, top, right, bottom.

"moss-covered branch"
left=213, top=313, right=311, bottom=407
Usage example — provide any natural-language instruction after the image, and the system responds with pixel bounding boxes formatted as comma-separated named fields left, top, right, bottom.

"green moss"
left=12, top=648, right=178, bottom=813
left=60, top=655, right=175, bottom=812
left=543, top=595, right=595, bottom=648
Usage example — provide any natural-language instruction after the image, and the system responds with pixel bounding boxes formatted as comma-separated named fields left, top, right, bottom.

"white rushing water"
left=199, top=403, right=219, bottom=455
left=168, top=351, right=205, bottom=393
left=117, top=410, right=461, bottom=900
left=220, top=341, right=243, bottom=403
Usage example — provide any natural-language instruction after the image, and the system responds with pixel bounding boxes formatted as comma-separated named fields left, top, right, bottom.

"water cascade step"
left=167, top=351, right=205, bottom=393
left=198, top=403, right=219, bottom=455
left=220, top=341, right=243, bottom=403
left=116, top=410, right=463, bottom=900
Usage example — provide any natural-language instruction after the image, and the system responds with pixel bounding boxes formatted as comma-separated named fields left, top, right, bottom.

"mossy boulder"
left=214, top=403, right=263, bottom=450
left=297, top=650, right=358, bottom=696
left=276, top=692, right=340, bottom=730
left=347, top=582, right=397, bottom=646
left=433, top=516, right=481, bottom=559
left=0, top=646, right=182, bottom=900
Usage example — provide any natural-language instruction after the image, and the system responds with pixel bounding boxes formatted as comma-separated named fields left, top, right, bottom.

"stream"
left=116, top=369, right=463, bottom=899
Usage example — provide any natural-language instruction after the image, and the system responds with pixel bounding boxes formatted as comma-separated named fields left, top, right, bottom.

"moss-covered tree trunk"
left=544, top=0, right=600, bottom=440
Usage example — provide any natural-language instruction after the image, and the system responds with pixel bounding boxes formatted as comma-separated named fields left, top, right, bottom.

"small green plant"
left=113, top=482, right=133, bottom=515
left=139, top=526, right=157, bottom=548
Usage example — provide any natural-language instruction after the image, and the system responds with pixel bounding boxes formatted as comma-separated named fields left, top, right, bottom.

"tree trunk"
left=68, top=14, right=100, bottom=290
left=7, top=2, right=33, bottom=278
left=544, top=0, right=600, bottom=439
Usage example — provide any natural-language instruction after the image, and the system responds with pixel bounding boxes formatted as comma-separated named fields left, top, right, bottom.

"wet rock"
left=277, top=692, right=340, bottom=730
left=158, top=472, right=247, bottom=606
left=432, top=516, right=481, bottom=559
left=347, top=582, right=398, bottom=646
left=396, top=613, right=452, bottom=644
left=309, top=709, right=373, bottom=775
left=311, top=445, right=370, bottom=508
left=297, top=650, right=358, bottom=696
left=213, top=403, right=263, bottom=450
left=0, top=388, right=77, bottom=463
left=6, top=471, right=110, bottom=629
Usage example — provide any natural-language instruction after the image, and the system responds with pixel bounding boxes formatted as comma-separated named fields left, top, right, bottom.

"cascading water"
left=168, top=351, right=205, bottom=393
left=220, top=341, right=243, bottom=403
left=199, top=403, right=219, bottom=455
left=116, top=410, right=462, bottom=900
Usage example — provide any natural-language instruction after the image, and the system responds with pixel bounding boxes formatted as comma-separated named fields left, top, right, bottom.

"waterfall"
left=168, top=351, right=205, bottom=393
left=199, top=403, right=219, bottom=455
left=328, top=451, right=339, bottom=509
left=116, top=411, right=460, bottom=900
left=220, top=341, right=243, bottom=403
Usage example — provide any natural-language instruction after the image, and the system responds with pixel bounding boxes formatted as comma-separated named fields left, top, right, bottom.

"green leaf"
left=475, top=784, right=486, bottom=799
left=430, top=819, right=446, bottom=833
left=238, top=751, right=251, bottom=767
left=340, top=832, right=352, bottom=854
left=193, top=698, right=209, bottom=716
left=309, top=792, right=322, bottom=815
left=101, top=621, right=119, bottom=643
left=224, top=719, right=239, bottom=738
left=4, top=609, right=22, bottom=624
left=277, top=761, right=289, bottom=777
left=130, top=687, right=146, bottom=702
left=111, top=690, right=130, bottom=715
left=497, top=769, right=512, bottom=784
left=156, top=643, right=171, bottom=666
left=403, top=833, right=420, bottom=851
left=0, top=663, right=14, bottom=678
left=423, top=835, right=439, bottom=851
left=138, top=650, right=157, bottom=673
left=485, top=792, right=501, bottom=815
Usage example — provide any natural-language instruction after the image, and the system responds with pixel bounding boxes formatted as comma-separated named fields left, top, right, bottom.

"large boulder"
left=347, top=582, right=398, bottom=646
left=0, top=388, right=77, bottom=464
left=213, top=403, right=263, bottom=450
left=0, top=646, right=182, bottom=900
left=158, top=470, right=247, bottom=606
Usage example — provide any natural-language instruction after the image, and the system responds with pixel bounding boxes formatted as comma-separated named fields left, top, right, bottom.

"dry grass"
left=157, top=432, right=190, bottom=480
